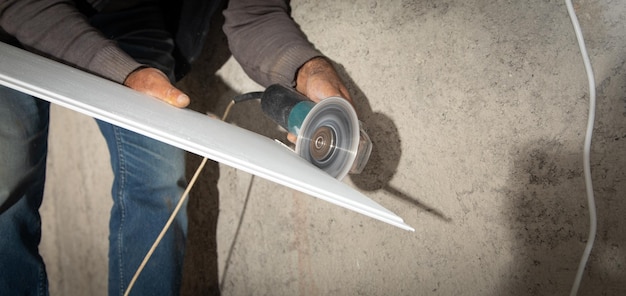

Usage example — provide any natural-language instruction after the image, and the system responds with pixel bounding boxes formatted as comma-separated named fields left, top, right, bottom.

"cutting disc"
left=295, top=97, right=359, bottom=180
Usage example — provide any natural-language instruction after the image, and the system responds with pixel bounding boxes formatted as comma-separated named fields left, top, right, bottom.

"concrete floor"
left=39, top=0, right=626, bottom=295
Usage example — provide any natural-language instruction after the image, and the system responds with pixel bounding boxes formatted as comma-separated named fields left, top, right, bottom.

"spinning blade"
left=295, top=97, right=359, bottom=179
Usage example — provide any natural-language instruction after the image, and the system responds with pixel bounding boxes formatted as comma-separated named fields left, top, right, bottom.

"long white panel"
left=0, top=42, right=414, bottom=231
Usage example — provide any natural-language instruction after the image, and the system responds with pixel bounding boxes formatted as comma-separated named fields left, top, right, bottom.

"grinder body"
left=259, top=84, right=371, bottom=180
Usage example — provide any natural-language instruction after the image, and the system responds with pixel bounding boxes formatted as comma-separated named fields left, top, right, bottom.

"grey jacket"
left=0, top=0, right=322, bottom=86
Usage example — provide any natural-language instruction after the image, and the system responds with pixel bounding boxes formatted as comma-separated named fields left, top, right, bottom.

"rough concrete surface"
left=39, top=0, right=626, bottom=295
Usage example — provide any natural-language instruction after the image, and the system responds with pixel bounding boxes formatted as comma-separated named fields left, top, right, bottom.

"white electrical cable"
left=564, top=1, right=597, bottom=295
left=124, top=102, right=235, bottom=296
left=124, top=157, right=208, bottom=296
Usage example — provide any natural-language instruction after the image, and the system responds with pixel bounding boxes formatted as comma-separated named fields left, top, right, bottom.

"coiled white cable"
left=564, top=1, right=597, bottom=295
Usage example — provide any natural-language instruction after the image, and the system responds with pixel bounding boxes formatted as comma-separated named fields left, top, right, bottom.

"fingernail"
left=177, top=94, right=189, bottom=105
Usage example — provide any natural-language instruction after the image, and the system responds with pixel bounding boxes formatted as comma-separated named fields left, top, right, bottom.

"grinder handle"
left=260, top=84, right=311, bottom=131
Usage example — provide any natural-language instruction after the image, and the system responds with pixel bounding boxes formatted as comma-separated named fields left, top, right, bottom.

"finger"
left=124, top=67, right=190, bottom=108
left=338, top=84, right=353, bottom=104
left=163, top=85, right=190, bottom=108
left=144, top=71, right=190, bottom=108
left=287, top=133, right=297, bottom=144
left=304, top=78, right=342, bottom=102
left=306, top=78, right=354, bottom=108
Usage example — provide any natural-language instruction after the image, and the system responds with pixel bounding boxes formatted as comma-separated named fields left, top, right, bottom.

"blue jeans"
left=97, top=120, right=187, bottom=296
left=0, top=5, right=188, bottom=295
left=0, top=87, right=50, bottom=295
left=0, top=87, right=188, bottom=295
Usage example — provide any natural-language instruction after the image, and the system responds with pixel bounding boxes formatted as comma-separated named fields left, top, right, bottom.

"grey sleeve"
left=222, top=0, right=323, bottom=87
left=0, top=0, right=141, bottom=83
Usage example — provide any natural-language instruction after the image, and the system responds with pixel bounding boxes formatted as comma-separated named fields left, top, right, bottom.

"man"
left=0, top=0, right=352, bottom=294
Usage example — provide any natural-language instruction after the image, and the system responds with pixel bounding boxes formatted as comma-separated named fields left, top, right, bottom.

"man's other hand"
left=295, top=57, right=352, bottom=105
left=288, top=57, right=353, bottom=143
left=124, top=67, right=190, bottom=108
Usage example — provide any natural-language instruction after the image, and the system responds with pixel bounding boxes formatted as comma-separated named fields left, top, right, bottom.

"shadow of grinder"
left=236, top=84, right=372, bottom=180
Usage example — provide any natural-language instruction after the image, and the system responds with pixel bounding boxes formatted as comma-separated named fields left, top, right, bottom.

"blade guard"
left=260, top=84, right=365, bottom=179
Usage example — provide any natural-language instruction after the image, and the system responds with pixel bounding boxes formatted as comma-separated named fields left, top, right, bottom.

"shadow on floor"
left=334, top=62, right=451, bottom=222
left=497, top=56, right=626, bottom=295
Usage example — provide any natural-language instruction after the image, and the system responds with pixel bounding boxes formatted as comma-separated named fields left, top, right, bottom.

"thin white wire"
left=124, top=157, right=208, bottom=296
left=564, top=1, right=597, bottom=295
left=124, top=101, right=236, bottom=296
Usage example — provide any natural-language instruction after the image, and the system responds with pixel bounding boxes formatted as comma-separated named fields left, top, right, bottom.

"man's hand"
left=288, top=57, right=353, bottom=143
left=295, top=57, right=352, bottom=104
left=124, top=67, right=190, bottom=108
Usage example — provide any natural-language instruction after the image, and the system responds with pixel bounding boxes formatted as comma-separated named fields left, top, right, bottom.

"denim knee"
left=0, top=86, right=50, bottom=295
left=0, top=86, right=50, bottom=211
left=96, top=120, right=188, bottom=295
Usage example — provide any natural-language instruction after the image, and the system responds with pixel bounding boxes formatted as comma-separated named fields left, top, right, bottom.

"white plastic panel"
left=0, top=42, right=413, bottom=231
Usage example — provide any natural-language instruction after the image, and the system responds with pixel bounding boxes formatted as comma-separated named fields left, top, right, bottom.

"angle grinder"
left=233, top=84, right=372, bottom=180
